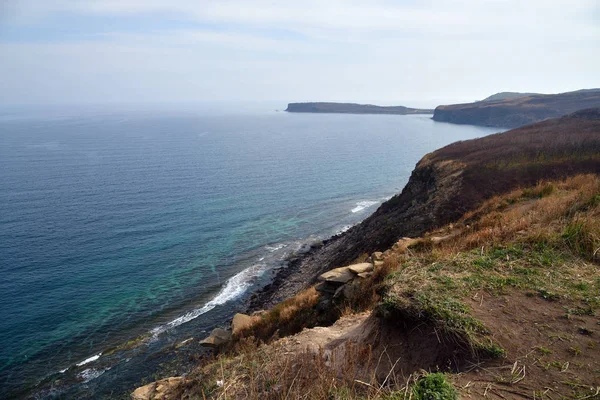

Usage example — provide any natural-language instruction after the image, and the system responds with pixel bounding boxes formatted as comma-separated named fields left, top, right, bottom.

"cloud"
left=0, top=0, right=598, bottom=105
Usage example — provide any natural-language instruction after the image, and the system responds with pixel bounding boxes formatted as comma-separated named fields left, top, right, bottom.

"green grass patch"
left=412, top=373, right=458, bottom=400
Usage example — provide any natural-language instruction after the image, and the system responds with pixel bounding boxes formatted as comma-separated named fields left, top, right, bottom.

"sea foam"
left=351, top=200, right=378, bottom=213
left=151, top=264, right=266, bottom=336
left=75, top=353, right=101, bottom=367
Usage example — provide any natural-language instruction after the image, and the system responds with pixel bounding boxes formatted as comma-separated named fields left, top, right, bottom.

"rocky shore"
left=130, top=108, right=600, bottom=399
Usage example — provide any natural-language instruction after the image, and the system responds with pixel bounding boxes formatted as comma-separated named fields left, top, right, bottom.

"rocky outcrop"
left=285, top=102, right=433, bottom=115
left=199, top=328, right=231, bottom=348
left=315, top=262, right=374, bottom=297
left=433, top=88, right=600, bottom=128
left=131, top=377, right=184, bottom=400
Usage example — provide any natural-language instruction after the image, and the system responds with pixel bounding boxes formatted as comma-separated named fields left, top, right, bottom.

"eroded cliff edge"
left=250, top=108, right=600, bottom=308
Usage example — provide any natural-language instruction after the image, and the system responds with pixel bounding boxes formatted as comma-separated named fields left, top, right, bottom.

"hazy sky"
left=1, top=0, right=599, bottom=107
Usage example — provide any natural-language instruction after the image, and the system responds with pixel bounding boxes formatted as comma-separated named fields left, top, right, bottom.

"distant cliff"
left=433, top=88, right=600, bottom=128
left=285, top=102, right=433, bottom=115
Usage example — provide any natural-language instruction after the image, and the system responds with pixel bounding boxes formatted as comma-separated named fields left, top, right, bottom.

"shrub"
left=412, top=373, right=458, bottom=400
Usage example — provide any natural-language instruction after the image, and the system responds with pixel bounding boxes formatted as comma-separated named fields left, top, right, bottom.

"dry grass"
left=183, top=337, right=446, bottom=400
left=232, top=287, right=330, bottom=345
left=441, top=174, right=600, bottom=259
left=177, top=174, right=600, bottom=400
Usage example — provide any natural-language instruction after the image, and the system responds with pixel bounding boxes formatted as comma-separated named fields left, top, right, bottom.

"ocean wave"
left=335, top=224, right=354, bottom=235
left=351, top=200, right=379, bottom=213
left=78, top=367, right=110, bottom=383
left=75, top=353, right=101, bottom=367
left=265, top=243, right=286, bottom=252
left=150, top=264, right=266, bottom=336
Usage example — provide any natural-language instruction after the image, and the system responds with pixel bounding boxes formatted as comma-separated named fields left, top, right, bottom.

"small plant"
left=412, top=373, right=458, bottom=400
left=536, top=346, right=552, bottom=355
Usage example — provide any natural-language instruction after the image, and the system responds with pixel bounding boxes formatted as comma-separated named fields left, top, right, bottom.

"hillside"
left=160, top=173, right=600, bottom=399
left=285, top=102, right=433, bottom=115
left=132, top=110, right=600, bottom=400
left=433, top=88, right=600, bottom=128
left=482, top=91, right=540, bottom=102
left=252, top=108, right=600, bottom=308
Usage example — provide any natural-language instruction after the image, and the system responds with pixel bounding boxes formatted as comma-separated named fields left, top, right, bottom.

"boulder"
left=200, top=328, right=232, bottom=348
left=318, top=266, right=355, bottom=284
left=373, top=260, right=384, bottom=269
left=348, top=262, right=373, bottom=274
left=372, top=252, right=384, bottom=261
left=357, top=272, right=373, bottom=279
left=315, top=281, right=338, bottom=294
left=131, top=377, right=184, bottom=400
left=231, top=313, right=256, bottom=335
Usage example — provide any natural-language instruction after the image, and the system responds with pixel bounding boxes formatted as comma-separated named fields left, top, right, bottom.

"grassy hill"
left=433, top=89, right=600, bottom=128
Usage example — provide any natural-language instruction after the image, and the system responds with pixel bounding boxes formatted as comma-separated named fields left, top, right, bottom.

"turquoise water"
left=0, top=105, right=501, bottom=398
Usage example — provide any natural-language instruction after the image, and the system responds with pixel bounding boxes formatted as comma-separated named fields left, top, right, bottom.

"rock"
left=131, top=377, right=184, bottom=400
left=372, top=252, right=384, bottom=261
left=373, top=260, right=384, bottom=268
left=333, top=285, right=345, bottom=299
left=251, top=309, right=267, bottom=317
left=315, top=281, right=338, bottom=294
left=232, top=313, right=256, bottom=336
left=175, top=338, right=194, bottom=348
left=200, top=328, right=232, bottom=348
left=392, top=237, right=421, bottom=253
left=342, top=281, right=361, bottom=299
left=316, top=298, right=331, bottom=312
left=357, top=272, right=373, bottom=279
left=318, top=267, right=355, bottom=284
left=348, top=262, right=373, bottom=274
left=132, top=383, right=156, bottom=400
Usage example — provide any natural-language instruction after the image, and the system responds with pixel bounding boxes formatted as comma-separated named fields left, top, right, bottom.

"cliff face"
left=252, top=108, right=600, bottom=307
left=285, top=102, right=433, bottom=115
left=433, top=88, right=600, bottom=128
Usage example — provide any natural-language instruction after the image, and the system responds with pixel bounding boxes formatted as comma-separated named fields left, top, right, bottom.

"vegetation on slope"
left=167, top=173, right=599, bottom=400
left=433, top=89, right=600, bottom=128
left=249, top=109, right=600, bottom=311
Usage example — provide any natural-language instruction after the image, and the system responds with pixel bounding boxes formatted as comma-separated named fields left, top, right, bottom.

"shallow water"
left=0, top=105, right=502, bottom=398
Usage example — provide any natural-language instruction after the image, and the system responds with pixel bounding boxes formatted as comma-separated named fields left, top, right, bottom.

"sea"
left=0, top=103, right=502, bottom=398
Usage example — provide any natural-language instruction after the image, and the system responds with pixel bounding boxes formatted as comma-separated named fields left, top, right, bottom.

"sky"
left=0, top=0, right=599, bottom=107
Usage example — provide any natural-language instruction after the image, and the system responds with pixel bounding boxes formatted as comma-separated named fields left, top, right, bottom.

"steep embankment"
left=252, top=108, right=600, bottom=308
left=433, top=88, right=600, bottom=128
left=160, top=169, right=600, bottom=400
left=285, top=102, right=433, bottom=115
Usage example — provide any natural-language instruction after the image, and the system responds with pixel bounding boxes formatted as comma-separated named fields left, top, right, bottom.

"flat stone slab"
left=318, top=266, right=355, bottom=284
left=131, top=377, right=184, bottom=400
left=348, top=262, right=373, bottom=274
